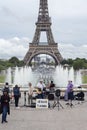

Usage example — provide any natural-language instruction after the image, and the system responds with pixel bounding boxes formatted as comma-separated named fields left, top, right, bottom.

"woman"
left=0, top=90, right=10, bottom=123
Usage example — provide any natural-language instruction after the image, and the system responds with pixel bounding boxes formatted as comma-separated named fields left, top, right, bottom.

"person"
left=28, top=83, right=33, bottom=105
left=36, top=79, right=46, bottom=99
left=0, top=90, right=10, bottom=123
left=48, top=81, right=55, bottom=92
left=13, top=85, right=21, bottom=108
left=3, top=82, right=10, bottom=94
left=66, top=80, right=74, bottom=106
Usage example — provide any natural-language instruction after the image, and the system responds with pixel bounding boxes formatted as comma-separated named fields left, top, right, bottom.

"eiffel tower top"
left=37, top=0, right=51, bottom=24
left=32, top=0, right=55, bottom=44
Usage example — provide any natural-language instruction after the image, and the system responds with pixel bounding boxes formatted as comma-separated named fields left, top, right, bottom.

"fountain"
left=53, top=66, right=82, bottom=87
left=5, top=66, right=39, bottom=87
left=5, top=67, right=12, bottom=85
left=5, top=65, right=82, bottom=88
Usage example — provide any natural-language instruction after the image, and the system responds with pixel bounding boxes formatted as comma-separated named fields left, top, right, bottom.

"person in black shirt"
left=3, top=82, right=10, bottom=94
left=49, top=81, right=55, bottom=92
left=13, top=85, right=21, bottom=107
left=1, top=90, right=10, bottom=123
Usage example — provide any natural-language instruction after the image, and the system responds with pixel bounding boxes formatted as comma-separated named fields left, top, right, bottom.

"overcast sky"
left=0, top=0, right=87, bottom=60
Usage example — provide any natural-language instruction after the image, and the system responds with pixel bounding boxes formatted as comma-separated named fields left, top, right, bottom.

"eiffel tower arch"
left=24, top=0, right=63, bottom=66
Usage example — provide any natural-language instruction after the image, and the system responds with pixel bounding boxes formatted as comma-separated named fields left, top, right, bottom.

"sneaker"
left=15, top=106, right=20, bottom=109
left=17, top=107, right=20, bottom=109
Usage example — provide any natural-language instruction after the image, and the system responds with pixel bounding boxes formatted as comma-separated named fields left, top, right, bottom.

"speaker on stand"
left=53, top=89, right=64, bottom=110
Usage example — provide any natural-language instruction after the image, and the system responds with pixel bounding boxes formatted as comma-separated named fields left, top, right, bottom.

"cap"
left=40, top=79, right=43, bottom=82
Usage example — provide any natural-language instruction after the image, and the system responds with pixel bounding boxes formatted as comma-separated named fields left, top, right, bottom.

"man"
left=28, top=83, right=33, bottom=105
left=3, top=82, right=10, bottom=94
left=36, top=80, right=46, bottom=99
left=1, top=90, right=10, bottom=123
left=48, top=81, right=55, bottom=92
left=13, top=85, right=21, bottom=108
left=66, top=80, right=74, bottom=106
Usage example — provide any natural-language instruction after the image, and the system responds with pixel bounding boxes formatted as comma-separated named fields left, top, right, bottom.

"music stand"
left=53, top=89, right=64, bottom=110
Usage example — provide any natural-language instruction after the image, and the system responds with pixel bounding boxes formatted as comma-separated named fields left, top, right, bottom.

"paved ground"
left=0, top=94, right=87, bottom=130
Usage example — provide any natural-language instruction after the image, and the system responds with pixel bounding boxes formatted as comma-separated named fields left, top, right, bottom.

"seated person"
left=36, top=79, right=46, bottom=99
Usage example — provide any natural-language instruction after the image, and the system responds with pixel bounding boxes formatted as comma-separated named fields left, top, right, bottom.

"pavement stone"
left=0, top=94, right=87, bottom=130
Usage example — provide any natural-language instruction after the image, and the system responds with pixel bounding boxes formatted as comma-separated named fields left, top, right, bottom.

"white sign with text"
left=36, top=99, right=48, bottom=108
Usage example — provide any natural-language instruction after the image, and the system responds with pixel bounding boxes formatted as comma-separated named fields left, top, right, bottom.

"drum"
left=48, top=93, right=54, bottom=100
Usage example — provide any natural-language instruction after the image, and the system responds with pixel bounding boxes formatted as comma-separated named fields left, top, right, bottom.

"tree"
left=61, top=59, right=68, bottom=65
left=67, top=58, right=73, bottom=65
left=9, top=57, right=19, bottom=66
left=73, top=60, right=84, bottom=70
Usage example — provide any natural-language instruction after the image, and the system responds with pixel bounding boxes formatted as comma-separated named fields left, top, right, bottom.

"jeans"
left=2, top=106, right=8, bottom=122
left=37, top=93, right=44, bottom=99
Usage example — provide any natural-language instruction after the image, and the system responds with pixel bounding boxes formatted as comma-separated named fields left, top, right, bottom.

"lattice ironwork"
left=24, top=0, right=63, bottom=65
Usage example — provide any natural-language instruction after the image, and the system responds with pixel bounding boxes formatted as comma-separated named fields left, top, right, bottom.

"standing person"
left=64, top=81, right=71, bottom=101
left=0, top=90, right=10, bottom=123
left=66, top=80, right=74, bottom=106
left=13, top=85, right=21, bottom=108
left=28, top=83, right=33, bottom=105
left=48, top=81, right=55, bottom=92
left=3, top=82, right=10, bottom=94
left=36, top=79, right=46, bottom=99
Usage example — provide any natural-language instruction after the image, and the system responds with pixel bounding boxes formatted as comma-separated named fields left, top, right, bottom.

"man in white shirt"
left=37, top=80, right=46, bottom=91
left=36, top=80, right=46, bottom=98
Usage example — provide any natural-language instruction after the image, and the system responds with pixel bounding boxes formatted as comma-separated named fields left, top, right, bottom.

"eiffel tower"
left=24, top=0, right=63, bottom=65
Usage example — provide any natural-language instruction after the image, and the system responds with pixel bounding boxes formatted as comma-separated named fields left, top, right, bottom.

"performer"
left=66, top=80, right=74, bottom=106
left=36, top=79, right=46, bottom=99
left=48, top=81, right=55, bottom=92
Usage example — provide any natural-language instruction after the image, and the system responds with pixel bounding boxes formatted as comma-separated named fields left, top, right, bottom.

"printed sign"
left=36, top=99, right=48, bottom=108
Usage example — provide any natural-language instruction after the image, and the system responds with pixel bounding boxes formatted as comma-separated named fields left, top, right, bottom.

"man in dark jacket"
left=13, top=85, right=21, bottom=108
left=1, top=90, right=10, bottom=123
left=3, top=82, right=10, bottom=94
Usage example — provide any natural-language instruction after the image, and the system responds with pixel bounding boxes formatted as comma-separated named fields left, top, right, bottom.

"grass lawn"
left=82, top=75, right=87, bottom=84
left=0, top=75, right=5, bottom=83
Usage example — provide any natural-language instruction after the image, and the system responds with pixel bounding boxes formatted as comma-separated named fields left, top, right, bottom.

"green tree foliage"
left=61, top=59, right=68, bottom=65
left=73, top=60, right=84, bottom=70
left=0, top=57, right=25, bottom=70
left=73, top=58, right=87, bottom=70
left=0, top=60, right=8, bottom=71
left=0, top=57, right=87, bottom=70
left=9, top=57, right=19, bottom=66
left=8, top=57, right=25, bottom=67
left=61, top=58, right=87, bottom=70
left=67, top=58, right=73, bottom=66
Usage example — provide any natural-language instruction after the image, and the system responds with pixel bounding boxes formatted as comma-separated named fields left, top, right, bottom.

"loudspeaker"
left=55, top=89, right=60, bottom=97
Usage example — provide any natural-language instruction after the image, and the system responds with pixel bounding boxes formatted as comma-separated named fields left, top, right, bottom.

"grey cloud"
left=0, top=6, right=24, bottom=23
left=0, top=0, right=87, bottom=59
left=0, top=38, right=87, bottom=60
